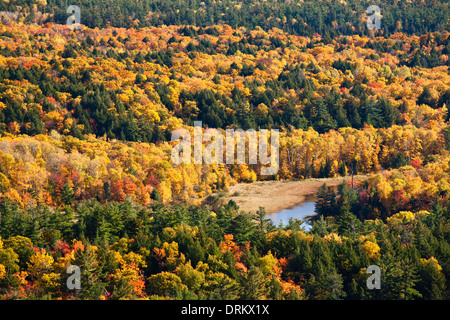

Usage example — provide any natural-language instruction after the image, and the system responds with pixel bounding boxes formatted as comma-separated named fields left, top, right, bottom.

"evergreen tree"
left=268, top=274, right=283, bottom=300
left=255, top=207, right=270, bottom=233
left=314, top=184, right=337, bottom=217
left=71, top=244, right=107, bottom=299
left=417, top=259, right=447, bottom=300
left=240, top=266, right=268, bottom=299
left=312, top=99, right=337, bottom=133
left=417, top=86, right=437, bottom=109
left=229, top=212, right=256, bottom=245
left=320, top=270, right=347, bottom=300
left=383, top=256, right=422, bottom=300
left=151, top=188, right=162, bottom=202
left=61, top=183, right=74, bottom=205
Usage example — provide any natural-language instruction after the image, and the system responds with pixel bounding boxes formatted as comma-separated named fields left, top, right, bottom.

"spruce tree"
left=240, top=266, right=268, bottom=299
left=72, top=244, right=107, bottom=299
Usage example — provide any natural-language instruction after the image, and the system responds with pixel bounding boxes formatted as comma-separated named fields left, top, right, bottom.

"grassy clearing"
left=222, top=175, right=369, bottom=214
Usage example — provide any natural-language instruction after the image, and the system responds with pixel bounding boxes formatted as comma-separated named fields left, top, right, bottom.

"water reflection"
left=267, top=198, right=316, bottom=231
left=266, top=184, right=340, bottom=231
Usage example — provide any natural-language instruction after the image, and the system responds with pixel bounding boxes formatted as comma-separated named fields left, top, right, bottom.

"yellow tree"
left=27, top=249, right=60, bottom=294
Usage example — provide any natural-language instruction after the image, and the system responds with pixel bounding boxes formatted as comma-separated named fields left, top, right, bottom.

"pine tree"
left=268, top=274, right=283, bottom=300
left=339, top=161, right=347, bottom=176
left=320, top=270, right=347, bottom=300
left=240, top=266, right=268, bottom=299
left=255, top=207, right=270, bottom=233
left=151, top=188, right=161, bottom=202
left=298, top=240, right=313, bottom=273
left=337, top=210, right=360, bottom=238
left=313, top=99, right=337, bottom=133
left=71, top=244, right=106, bottom=299
left=230, top=212, right=256, bottom=245
left=417, top=86, right=436, bottom=108
left=315, top=184, right=328, bottom=216
left=61, top=183, right=74, bottom=205
left=378, top=98, right=397, bottom=127
left=383, top=256, right=422, bottom=300
left=417, top=258, right=447, bottom=300
left=103, top=182, right=111, bottom=200
left=314, top=184, right=337, bottom=217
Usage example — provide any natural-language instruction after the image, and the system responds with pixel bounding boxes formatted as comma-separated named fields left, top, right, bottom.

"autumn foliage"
left=0, top=1, right=449, bottom=300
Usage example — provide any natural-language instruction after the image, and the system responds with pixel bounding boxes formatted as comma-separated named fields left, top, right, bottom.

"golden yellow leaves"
left=323, top=232, right=342, bottom=244
left=153, top=241, right=186, bottom=271
left=27, top=249, right=61, bottom=290
left=387, top=211, right=415, bottom=226
left=35, top=0, right=48, bottom=6
left=0, top=264, right=6, bottom=280
left=266, top=230, right=313, bottom=244
left=420, top=257, right=443, bottom=272
left=43, top=110, right=65, bottom=132
left=255, top=103, right=269, bottom=119
left=175, top=261, right=206, bottom=292
left=361, top=240, right=381, bottom=261
left=0, top=238, right=8, bottom=281
left=258, top=251, right=282, bottom=278
left=386, top=210, right=430, bottom=227
left=163, top=225, right=199, bottom=240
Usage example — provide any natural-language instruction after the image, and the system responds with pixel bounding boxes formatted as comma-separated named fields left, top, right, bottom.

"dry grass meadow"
left=223, top=175, right=369, bottom=214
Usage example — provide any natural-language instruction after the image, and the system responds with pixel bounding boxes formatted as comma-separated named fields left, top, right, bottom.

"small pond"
left=267, top=195, right=317, bottom=231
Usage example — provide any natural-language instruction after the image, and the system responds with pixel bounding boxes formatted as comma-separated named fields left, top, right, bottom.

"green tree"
left=240, top=266, right=268, bottom=299
left=417, top=258, right=447, bottom=300
left=151, top=188, right=162, bottom=202
left=61, top=183, right=74, bottom=205
left=71, top=244, right=106, bottom=299
left=268, top=274, right=283, bottom=300
left=383, top=257, right=422, bottom=300
left=417, top=86, right=437, bottom=109
left=147, top=271, right=187, bottom=297
left=3, top=235, right=34, bottom=269
left=229, top=212, right=255, bottom=245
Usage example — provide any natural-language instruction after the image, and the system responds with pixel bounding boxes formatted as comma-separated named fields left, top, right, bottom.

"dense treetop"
left=0, top=1, right=449, bottom=301
left=0, top=22, right=448, bottom=208
left=1, top=0, right=449, bottom=36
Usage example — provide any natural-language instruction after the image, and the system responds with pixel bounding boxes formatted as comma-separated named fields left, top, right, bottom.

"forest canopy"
left=1, top=0, right=449, bottom=36
left=0, top=0, right=449, bottom=301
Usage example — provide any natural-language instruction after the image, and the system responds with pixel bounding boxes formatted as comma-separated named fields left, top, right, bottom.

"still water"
left=267, top=199, right=316, bottom=231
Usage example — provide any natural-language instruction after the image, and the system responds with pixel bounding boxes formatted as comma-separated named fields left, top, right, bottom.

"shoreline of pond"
left=224, top=175, right=368, bottom=214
